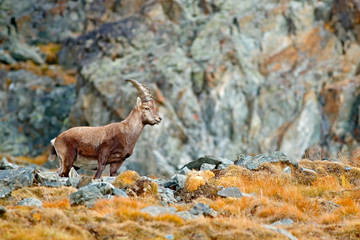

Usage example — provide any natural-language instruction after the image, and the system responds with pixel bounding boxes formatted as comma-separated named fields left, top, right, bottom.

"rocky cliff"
left=1, top=0, right=360, bottom=176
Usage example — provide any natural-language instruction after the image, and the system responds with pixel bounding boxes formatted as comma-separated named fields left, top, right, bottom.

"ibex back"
left=48, top=79, right=162, bottom=179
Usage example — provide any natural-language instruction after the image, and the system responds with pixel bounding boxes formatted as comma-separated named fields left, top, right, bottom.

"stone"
left=0, top=50, right=16, bottom=64
left=283, top=166, right=292, bottom=174
left=189, top=203, right=218, bottom=218
left=344, top=166, right=352, bottom=171
left=113, top=188, right=129, bottom=198
left=174, top=174, right=187, bottom=189
left=0, top=157, right=18, bottom=170
left=140, top=206, right=177, bottom=217
left=175, top=211, right=197, bottom=220
left=217, top=187, right=243, bottom=198
left=235, top=151, right=297, bottom=170
left=9, top=40, right=44, bottom=65
left=263, top=224, right=298, bottom=240
left=200, top=163, right=216, bottom=171
left=69, top=168, right=81, bottom=179
left=101, top=176, right=116, bottom=184
left=77, top=176, right=93, bottom=188
left=158, top=187, right=177, bottom=204
left=0, top=206, right=7, bottom=217
left=300, top=167, right=317, bottom=175
left=165, top=234, right=175, bottom=240
left=181, top=156, right=233, bottom=171
left=0, top=167, right=35, bottom=198
left=69, top=182, right=114, bottom=208
left=178, top=167, right=190, bottom=175
left=271, top=218, right=294, bottom=226
left=18, top=198, right=43, bottom=208
left=66, top=177, right=80, bottom=188
left=35, top=171, right=62, bottom=187
left=280, top=91, right=321, bottom=160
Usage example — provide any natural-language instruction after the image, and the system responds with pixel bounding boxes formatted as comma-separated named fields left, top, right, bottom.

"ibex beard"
left=48, top=79, right=162, bottom=179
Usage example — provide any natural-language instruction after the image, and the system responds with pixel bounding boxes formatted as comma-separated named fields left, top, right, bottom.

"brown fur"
left=50, top=99, right=161, bottom=179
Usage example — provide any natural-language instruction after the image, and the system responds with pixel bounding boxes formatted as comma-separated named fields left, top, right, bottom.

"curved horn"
left=125, top=79, right=153, bottom=102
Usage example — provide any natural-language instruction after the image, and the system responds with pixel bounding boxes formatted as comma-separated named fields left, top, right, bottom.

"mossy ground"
left=1, top=159, right=360, bottom=239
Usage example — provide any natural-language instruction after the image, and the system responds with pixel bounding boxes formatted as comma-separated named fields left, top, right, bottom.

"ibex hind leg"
left=59, top=148, right=77, bottom=177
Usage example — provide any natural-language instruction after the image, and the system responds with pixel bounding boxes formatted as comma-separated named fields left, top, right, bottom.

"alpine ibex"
left=48, top=79, right=162, bottom=179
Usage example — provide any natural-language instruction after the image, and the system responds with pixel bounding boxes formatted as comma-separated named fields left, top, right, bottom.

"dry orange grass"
left=113, top=170, right=141, bottom=189
left=1, top=159, right=360, bottom=239
left=186, top=170, right=215, bottom=192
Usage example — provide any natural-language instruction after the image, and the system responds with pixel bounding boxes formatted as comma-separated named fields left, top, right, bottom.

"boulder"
left=0, top=157, right=18, bottom=170
left=189, top=202, right=218, bottom=218
left=140, top=206, right=177, bottom=217
left=263, top=224, right=298, bottom=240
left=18, top=198, right=43, bottom=208
left=35, top=171, right=62, bottom=187
left=235, top=151, right=297, bottom=170
left=271, top=218, right=294, bottom=226
left=217, top=187, right=243, bottom=198
left=69, top=182, right=115, bottom=208
left=0, top=167, right=35, bottom=198
left=180, top=156, right=234, bottom=171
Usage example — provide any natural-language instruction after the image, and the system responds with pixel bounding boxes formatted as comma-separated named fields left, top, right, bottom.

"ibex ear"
left=136, top=97, right=142, bottom=110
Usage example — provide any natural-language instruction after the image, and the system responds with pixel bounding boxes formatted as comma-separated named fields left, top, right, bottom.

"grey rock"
left=35, top=171, right=61, bottom=187
left=101, top=176, right=116, bottom=184
left=0, top=206, right=6, bottom=217
left=18, top=198, right=43, bottom=208
left=0, top=50, right=16, bottom=64
left=165, top=234, right=175, bottom=240
left=69, top=182, right=114, bottom=208
left=344, top=166, right=352, bottom=171
left=69, top=168, right=81, bottom=179
left=300, top=167, right=317, bottom=175
left=178, top=167, right=190, bottom=175
left=200, top=163, right=216, bottom=171
left=283, top=166, right=292, bottom=174
left=189, top=203, right=218, bottom=218
left=217, top=187, right=243, bottom=198
left=0, top=167, right=35, bottom=198
left=271, top=218, right=294, bottom=226
left=77, top=176, right=93, bottom=188
left=235, top=151, right=297, bottom=170
left=113, top=188, right=129, bottom=198
left=159, top=187, right=177, bottom=204
left=175, top=211, right=197, bottom=220
left=263, top=224, right=298, bottom=240
left=181, top=156, right=233, bottom=171
left=0, top=69, right=76, bottom=157
left=66, top=177, right=80, bottom=188
left=280, top=91, right=321, bottom=160
left=140, top=206, right=177, bottom=217
left=328, top=201, right=340, bottom=208
left=0, top=157, right=18, bottom=170
left=9, top=40, right=44, bottom=65
left=174, top=174, right=187, bottom=189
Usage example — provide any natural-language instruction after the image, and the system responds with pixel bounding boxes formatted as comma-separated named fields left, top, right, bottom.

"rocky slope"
left=1, top=154, right=360, bottom=239
left=1, top=0, right=360, bottom=176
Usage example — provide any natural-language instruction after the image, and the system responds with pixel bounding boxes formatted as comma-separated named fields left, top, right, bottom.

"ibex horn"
left=125, top=79, right=153, bottom=102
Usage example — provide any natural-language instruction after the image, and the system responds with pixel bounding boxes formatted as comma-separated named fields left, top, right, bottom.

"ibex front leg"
left=94, top=150, right=110, bottom=179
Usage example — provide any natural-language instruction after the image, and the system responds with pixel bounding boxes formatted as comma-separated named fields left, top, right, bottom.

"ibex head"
left=126, top=79, right=162, bottom=125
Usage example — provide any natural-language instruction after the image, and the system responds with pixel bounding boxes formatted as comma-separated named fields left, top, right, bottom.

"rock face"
left=1, top=0, right=360, bottom=176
